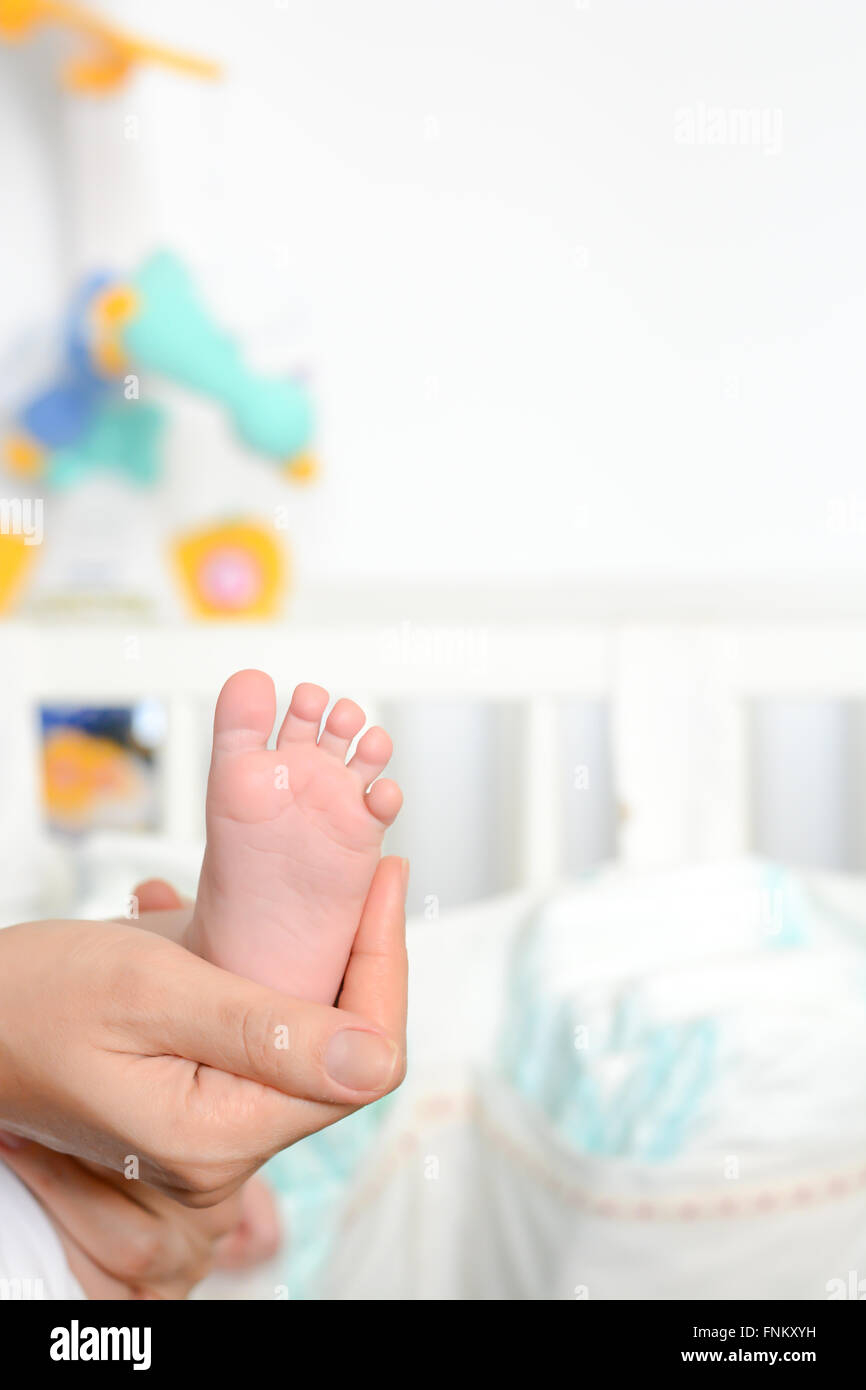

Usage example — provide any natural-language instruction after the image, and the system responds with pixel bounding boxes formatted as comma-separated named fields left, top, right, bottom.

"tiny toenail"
left=325, top=1031, right=398, bottom=1092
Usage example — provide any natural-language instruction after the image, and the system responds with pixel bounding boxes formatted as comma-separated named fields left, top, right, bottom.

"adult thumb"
left=138, top=946, right=401, bottom=1103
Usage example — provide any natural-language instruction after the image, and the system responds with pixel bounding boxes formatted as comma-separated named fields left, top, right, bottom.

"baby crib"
left=3, top=576, right=866, bottom=893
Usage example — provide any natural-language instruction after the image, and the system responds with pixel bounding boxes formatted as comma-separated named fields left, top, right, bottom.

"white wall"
left=3, top=0, right=865, bottom=587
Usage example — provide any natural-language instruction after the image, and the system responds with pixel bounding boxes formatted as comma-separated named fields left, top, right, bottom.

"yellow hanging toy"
left=0, top=0, right=221, bottom=93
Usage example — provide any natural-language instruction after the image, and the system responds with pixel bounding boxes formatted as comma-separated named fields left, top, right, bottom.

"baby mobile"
left=0, top=0, right=317, bottom=619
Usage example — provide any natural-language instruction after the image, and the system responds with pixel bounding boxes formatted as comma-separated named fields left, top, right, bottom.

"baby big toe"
left=213, top=670, right=276, bottom=752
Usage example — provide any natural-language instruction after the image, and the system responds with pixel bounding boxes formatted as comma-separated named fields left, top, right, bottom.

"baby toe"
left=348, top=726, right=393, bottom=785
left=276, top=683, right=330, bottom=745
left=364, top=777, right=403, bottom=826
left=317, top=698, right=366, bottom=759
left=213, top=670, right=276, bottom=752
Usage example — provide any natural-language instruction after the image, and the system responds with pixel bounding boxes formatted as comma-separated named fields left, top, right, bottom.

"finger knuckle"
left=164, top=1161, right=240, bottom=1208
left=238, top=1004, right=272, bottom=1075
left=122, top=1227, right=165, bottom=1281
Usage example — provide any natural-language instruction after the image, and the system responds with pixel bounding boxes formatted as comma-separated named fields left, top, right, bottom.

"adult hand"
left=0, top=857, right=408, bottom=1206
left=0, top=881, right=283, bottom=1299
left=0, top=1141, right=279, bottom=1299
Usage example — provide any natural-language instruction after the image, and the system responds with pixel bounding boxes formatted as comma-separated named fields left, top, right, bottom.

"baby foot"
left=187, top=670, right=402, bottom=1003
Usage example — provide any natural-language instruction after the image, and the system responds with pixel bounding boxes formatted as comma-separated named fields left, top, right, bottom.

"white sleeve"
left=0, top=1160, right=86, bottom=1301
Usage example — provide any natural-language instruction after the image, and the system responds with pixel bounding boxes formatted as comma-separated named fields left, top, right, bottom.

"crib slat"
left=163, top=696, right=203, bottom=842
left=613, top=629, right=748, bottom=866
left=1, top=690, right=42, bottom=845
left=520, top=696, right=561, bottom=889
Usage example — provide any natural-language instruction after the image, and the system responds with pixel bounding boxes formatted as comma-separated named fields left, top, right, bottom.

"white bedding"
left=268, top=860, right=866, bottom=1299
left=0, top=1162, right=84, bottom=1301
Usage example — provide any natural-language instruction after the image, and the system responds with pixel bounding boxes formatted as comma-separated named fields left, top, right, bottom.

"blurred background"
left=2, top=0, right=866, bottom=916
left=1, top=0, right=866, bottom=1300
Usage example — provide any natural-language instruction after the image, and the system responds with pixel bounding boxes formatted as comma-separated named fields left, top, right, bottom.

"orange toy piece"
left=172, top=520, right=288, bottom=620
left=0, top=0, right=221, bottom=94
left=0, top=531, right=39, bottom=612
left=41, top=726, right=146, bottom=831
left=283, top=451, right=320, bottom=485
left=89, top=284, right=139, bottom=374
left=3, top=432, right=46, bottom=478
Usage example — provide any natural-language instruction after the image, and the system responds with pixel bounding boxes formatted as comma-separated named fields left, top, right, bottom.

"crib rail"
left=5, top=611, right=866, bottom=882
